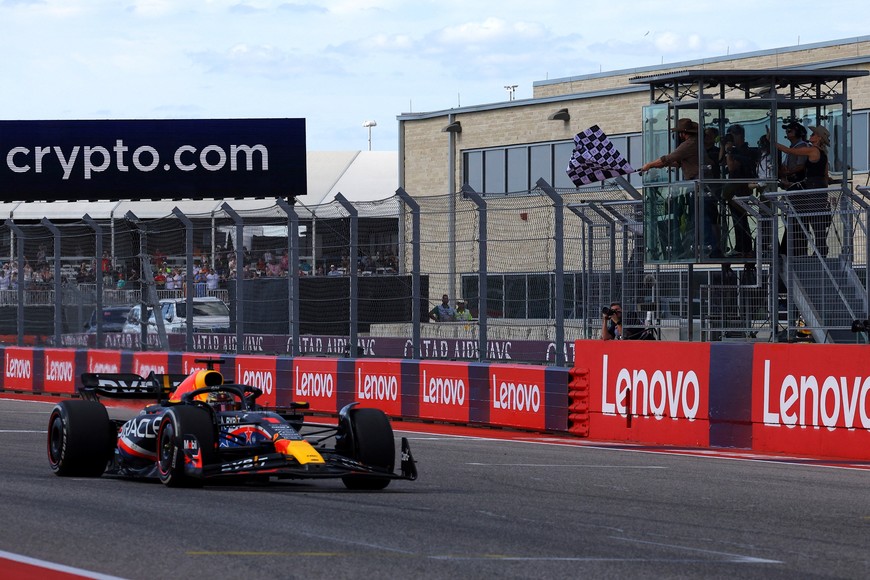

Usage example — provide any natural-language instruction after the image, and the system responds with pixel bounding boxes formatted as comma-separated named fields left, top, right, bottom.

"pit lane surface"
left=1, top=397, right=868, bottom=579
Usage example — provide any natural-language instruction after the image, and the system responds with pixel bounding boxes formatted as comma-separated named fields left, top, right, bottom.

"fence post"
left=276, top=198, right=301, bottom=357
left=335, top=193, right=359, bottom=356
left=4, top=219, right=26, bottom=345
left=82, top=215, right=104, bottom=348
left=536, top=178, right=565, bottom=367
left=171, top=208, right=195, bottom=352
left=125, top=211, right=169, bottom=351
left=41, top=218, right=64, bottom=347
left=462, top=185, right=487, bottom=362
left=396, top=187, right=421, bottom=359
left=568, top=204, right=594, bottom=338
left=221, top=203, right=244, bottom=354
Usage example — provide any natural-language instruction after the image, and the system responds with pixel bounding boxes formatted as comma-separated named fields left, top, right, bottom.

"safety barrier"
left=567, top=367, right=590, bottom=437
left=3, top=341, right=868, bottom=460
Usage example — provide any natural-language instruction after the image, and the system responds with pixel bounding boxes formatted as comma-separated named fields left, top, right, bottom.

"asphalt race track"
left=1, top=397, right=868, bottom=579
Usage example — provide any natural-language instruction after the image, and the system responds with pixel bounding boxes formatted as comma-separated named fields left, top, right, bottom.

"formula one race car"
left=47, top=360, right=417, bottom=489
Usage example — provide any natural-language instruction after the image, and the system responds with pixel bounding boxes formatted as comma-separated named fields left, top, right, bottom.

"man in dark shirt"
left=722, top=124, right=755, bottom=258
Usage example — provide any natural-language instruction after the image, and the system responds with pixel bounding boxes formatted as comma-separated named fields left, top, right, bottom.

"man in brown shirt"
left=639, top=118, right=699, bottom=179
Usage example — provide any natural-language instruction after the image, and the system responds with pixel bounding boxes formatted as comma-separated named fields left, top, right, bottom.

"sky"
left=1, top=0, right=868, bottom=151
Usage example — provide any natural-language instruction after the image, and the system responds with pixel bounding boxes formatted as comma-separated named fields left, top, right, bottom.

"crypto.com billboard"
left=0, top=118, right=306, bottom=201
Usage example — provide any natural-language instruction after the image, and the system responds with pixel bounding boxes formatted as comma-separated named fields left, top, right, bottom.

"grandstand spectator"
left=165, top=269, right=176, bottom=291
left=154, top=269, right=167, bottom=290
left=206, top=268, right=219, bottom=290
left=455, top=300, right=472, bottom=321
left=22, top=260, right=33, bottom=289
left=194, top=268, right=208, bottom=296
left=429, top=294, right=456, bottom=322
left=267, top=259, right=283, bottom=277
left=101, top=251, right=112, bottom=285
left=173, top=268, right=184, bottom=292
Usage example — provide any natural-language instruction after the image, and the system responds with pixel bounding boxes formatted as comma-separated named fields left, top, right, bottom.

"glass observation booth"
left=630, top=69, right=868, bottom=264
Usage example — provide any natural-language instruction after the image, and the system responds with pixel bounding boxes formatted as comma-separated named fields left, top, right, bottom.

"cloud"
left=436, top=17, right=546, bottom=46
left=0, top=0, right=45, bottom=6
left=128, top=0, right=174, bottom=17
left=189, top=43, right=348, bottom=79
left=277, top=2, right=327, bottom=14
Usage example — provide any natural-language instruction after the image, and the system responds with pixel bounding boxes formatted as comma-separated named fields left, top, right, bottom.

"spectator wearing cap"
left=639, top=118, right=700, bottom=180
left=639, top=118, right=701, bottom=259
left=721, top=124, right=755, bottom=258
left=779, top=121, right=809, bottom=189
left=455, top=300, right=472, bottom=321
left=327, top=264, right=341, bottom=276
left=775, top=125, right=832, bottom=256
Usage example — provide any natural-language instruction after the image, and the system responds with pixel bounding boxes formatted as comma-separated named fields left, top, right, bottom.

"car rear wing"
left=80, top=372, right=188, bottom=402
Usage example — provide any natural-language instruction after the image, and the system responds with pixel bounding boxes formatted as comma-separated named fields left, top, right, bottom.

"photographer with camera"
left=601, top=301, right=623, bottom=341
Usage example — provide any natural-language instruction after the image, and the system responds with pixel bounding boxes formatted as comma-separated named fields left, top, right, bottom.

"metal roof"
left=628, top=68, right=869, bottom=85
left=1, top=150, right=399, bottom=221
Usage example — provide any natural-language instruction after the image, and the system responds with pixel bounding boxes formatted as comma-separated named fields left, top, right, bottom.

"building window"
left=507, top=147, right=529, bottom=192
left=529, top=144, right=552, bottom=187
left=464, top=134, right=643, bottom=193
left=484, top=149, right=506, bottom=193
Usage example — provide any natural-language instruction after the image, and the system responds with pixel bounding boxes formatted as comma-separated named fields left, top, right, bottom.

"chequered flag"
left=566, top=125, right=634, bottom=186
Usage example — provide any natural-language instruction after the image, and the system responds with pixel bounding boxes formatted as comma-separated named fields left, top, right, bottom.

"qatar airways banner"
left=353, top=359, right=403, bottom=417
left=753, top=344, right=870, bottom=459
left=585, top=341, right=711, bottom=446
left=0, top=118, right=306, bottom=202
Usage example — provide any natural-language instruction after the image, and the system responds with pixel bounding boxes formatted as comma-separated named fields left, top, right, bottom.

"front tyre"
left=339, top=408, right=395, bottom=490
left=157, top=406, right=215, bottom=487
left=47, top=400, right=113, bottom=477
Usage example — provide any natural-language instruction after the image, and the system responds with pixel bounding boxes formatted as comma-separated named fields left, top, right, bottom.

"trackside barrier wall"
left=0, top=346, right=568, bottom=433
left=3, top=343, right=868, bottom=460
left=580, top=341, right=869, bottom=460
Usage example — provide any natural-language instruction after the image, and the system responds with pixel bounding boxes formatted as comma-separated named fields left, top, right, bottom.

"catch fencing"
left=1, top=180, right=868, bottom=365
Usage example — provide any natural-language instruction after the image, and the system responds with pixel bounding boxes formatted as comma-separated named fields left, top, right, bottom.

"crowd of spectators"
left=0, top=243, right=400, bottom=298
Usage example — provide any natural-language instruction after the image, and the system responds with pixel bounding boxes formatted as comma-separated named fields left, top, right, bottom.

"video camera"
left=602, top=306, right=617, bottom=317
left=850, top=319, right=870, bottom=333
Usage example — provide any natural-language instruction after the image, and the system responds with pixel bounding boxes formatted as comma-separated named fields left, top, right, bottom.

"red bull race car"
left=47, top=359, right=417, bottom=489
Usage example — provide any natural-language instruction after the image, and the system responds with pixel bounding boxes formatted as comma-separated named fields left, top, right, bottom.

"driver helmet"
left=204, top=391, right=239, bottom=412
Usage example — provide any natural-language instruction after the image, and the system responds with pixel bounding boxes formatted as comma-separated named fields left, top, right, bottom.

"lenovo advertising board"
left=292, top=357, right=338, bottom=413
left=584, top=340, right=711, bottom=446
left=234, top=355, right=278, bottom=408
left=353, top=359, right=403, bottom=417
left=418, top=361, right=471, bottom=423
left=0, top=118, right=306, bottom=201
left=752, top=344, right=870, bottom=459
left=488, top=364, right=547, bottom=430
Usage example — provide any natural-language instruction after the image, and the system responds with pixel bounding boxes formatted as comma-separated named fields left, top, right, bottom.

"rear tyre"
left=157, top=406, right=215, bottom=487
left=339, top=408, right=395, bottom=490
left=47, top=400, right=113, bottom=477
